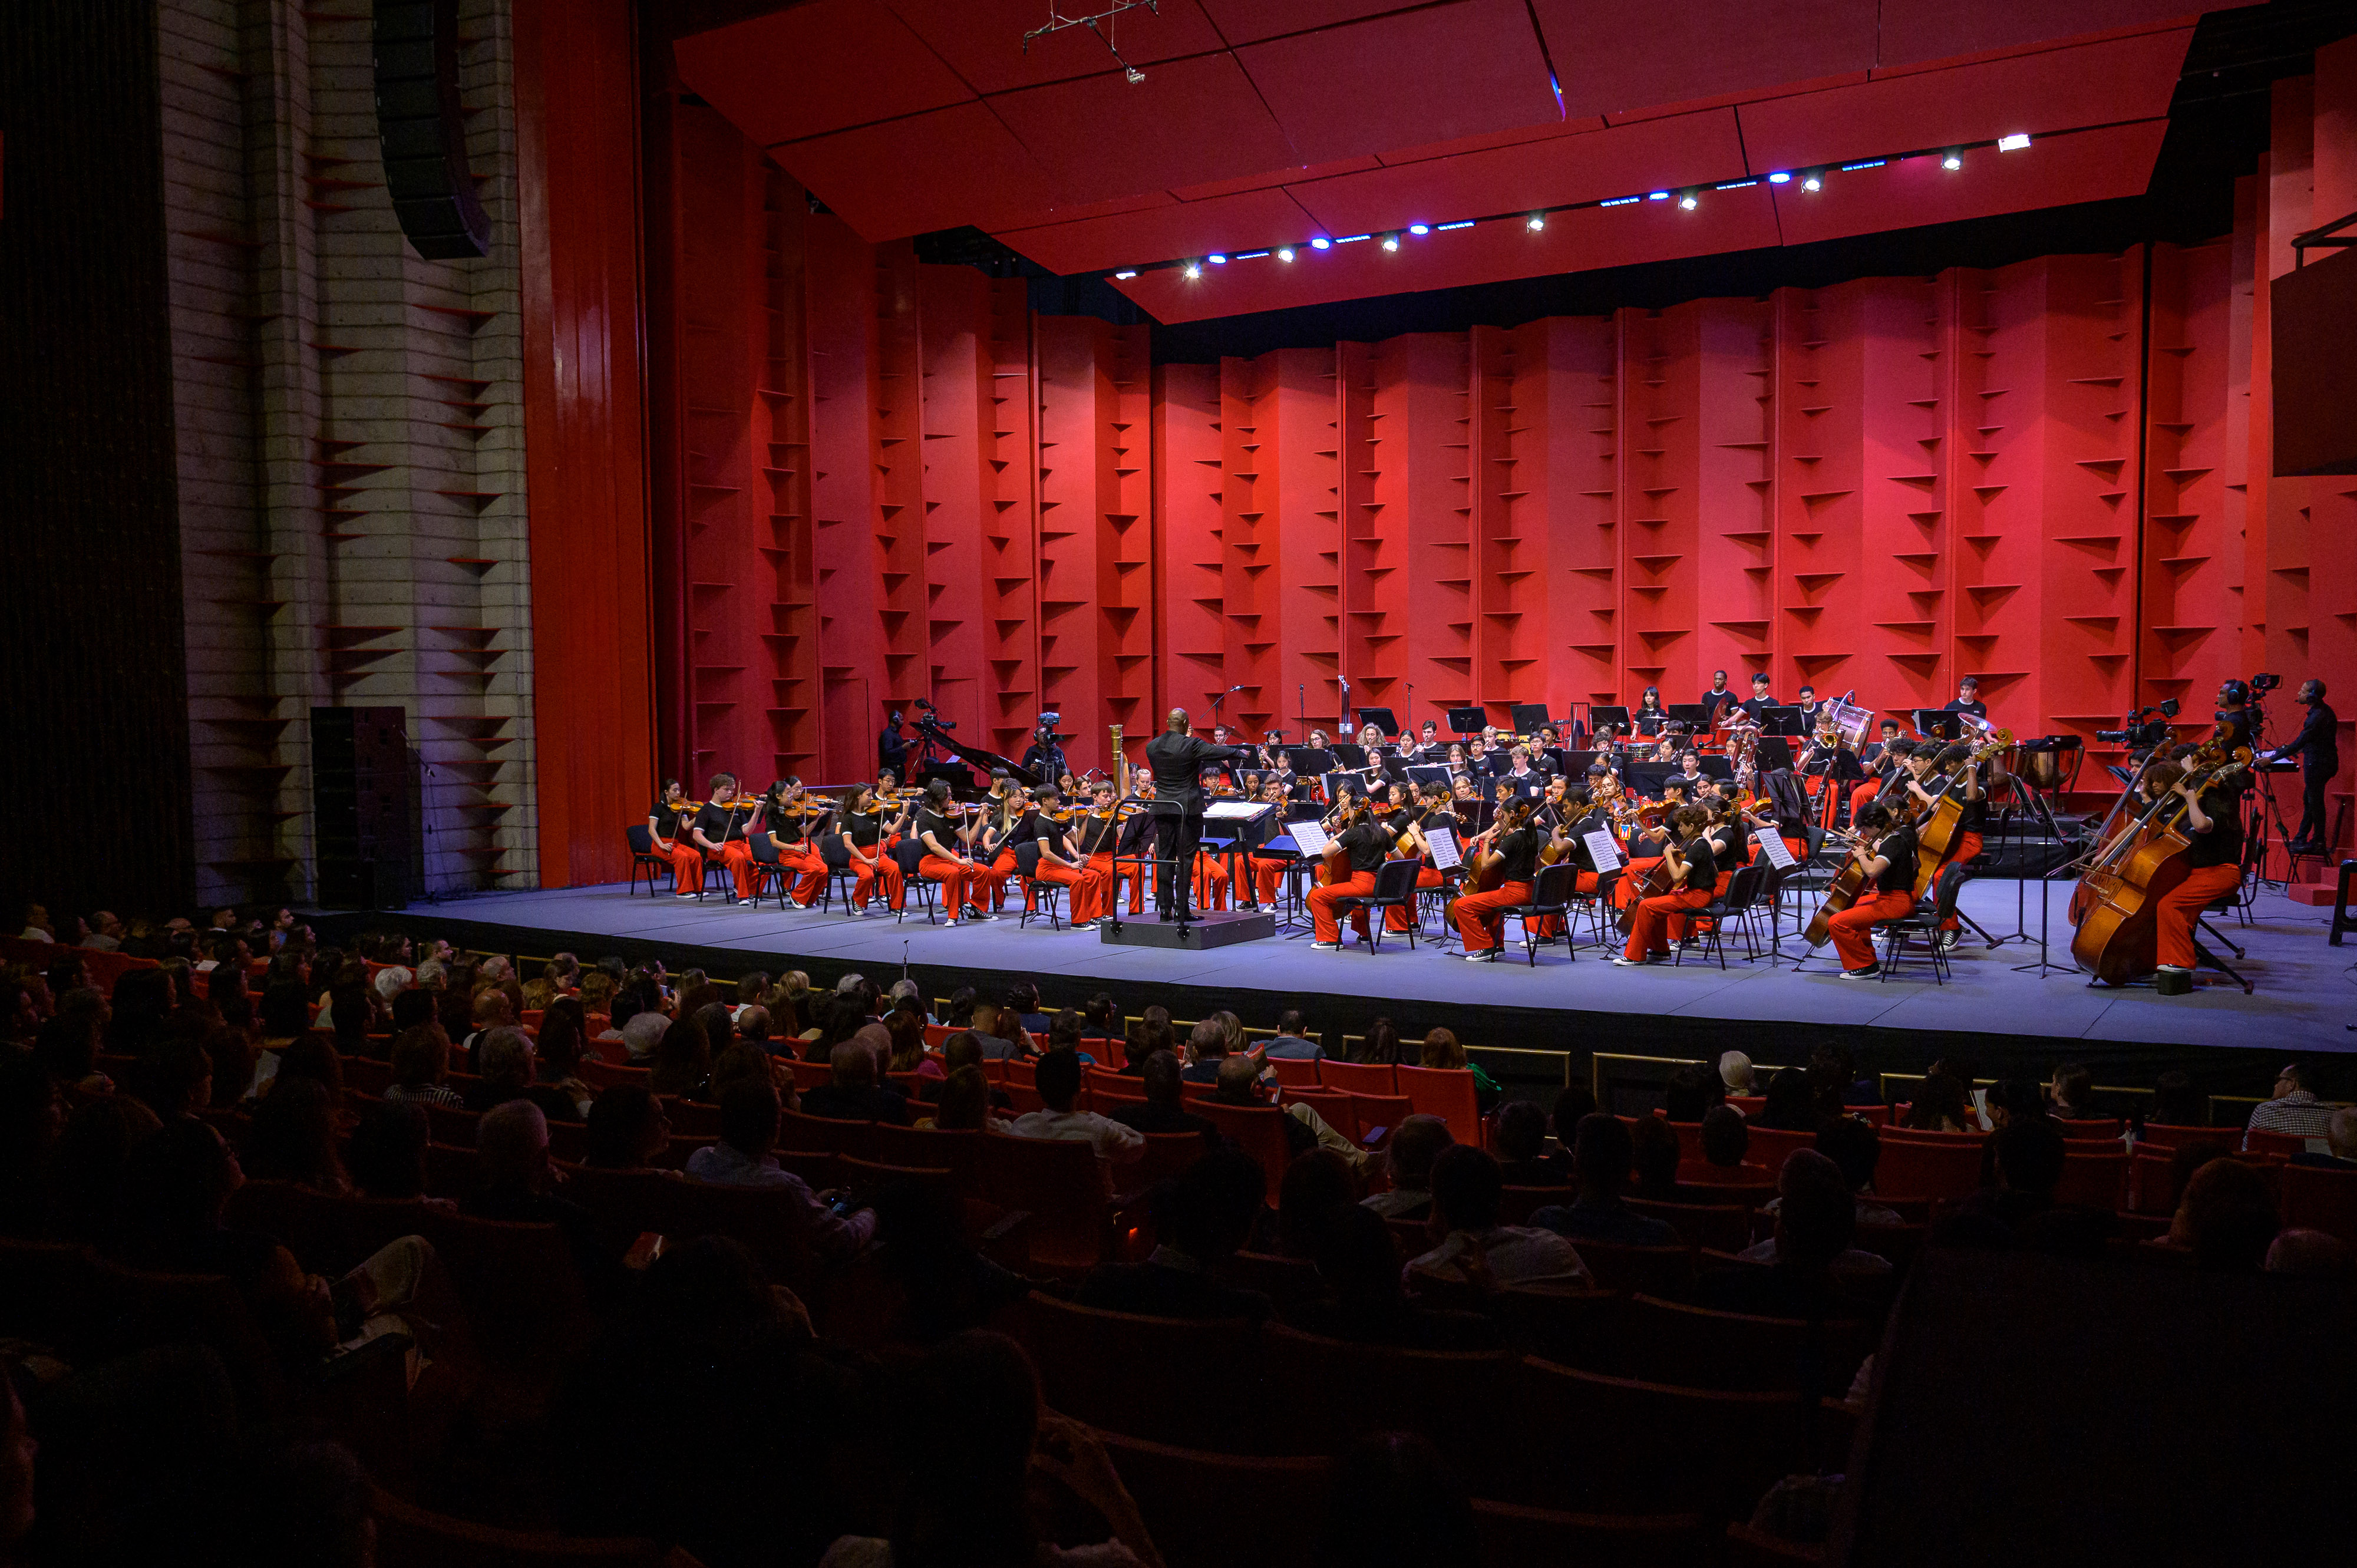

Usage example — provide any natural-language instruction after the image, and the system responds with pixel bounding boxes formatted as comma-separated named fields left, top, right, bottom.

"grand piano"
left=912, top=715, right=1044, bottom=795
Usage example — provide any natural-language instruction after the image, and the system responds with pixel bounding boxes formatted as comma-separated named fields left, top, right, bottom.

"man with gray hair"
left=1719, top=1050, right=1755, bottom=1096
left=620, top=1008, right=668, bottom=1062
left=413, top=958, right=448, bottom=992
left=2289, top=1106, right=2357, bottom=1171
left=836, top=971, right=866, bottom=996
left=372, top=965, right=413, bottom=1007
left=463, top=1100, right=625, bottom=1299
left=886, top=976, right=933, bottom=1023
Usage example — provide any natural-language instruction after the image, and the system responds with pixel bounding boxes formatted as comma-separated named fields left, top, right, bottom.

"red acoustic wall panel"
left=1618, top=307, right=1705, bottom=706
left=1369, top=333, right=1475, bottom=724
left=1509, top=318, right=1622, bottom=713
left=1153, top=362, right=1229, bottom=732
left=2141, top=238, right=2243, bottom=724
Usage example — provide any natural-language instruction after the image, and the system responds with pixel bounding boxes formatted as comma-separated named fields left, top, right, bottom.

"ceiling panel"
left=1287, top=109, right=1746, bottom=239
left=989, top=51, right=1303, bottom=203
left=773, top=103, right=1068, bottom=240
left=1168, top=156, right=1384, bottom=203
left=672, top=0, right=973, bottom=147
left=1770, top=118, right=2168, bottom=247
left=1195, top=0, right=1413, bottom=47
left=1876, top=0, right=2201, bottom=71
left=884, top=0, right=1230, bottom=94
left=1375, top=113, right=1606, bottom=165
left=995, top=186, right=1322, bottom=275
left=1111, top=181, right=1783, bottom=322
left=1530, top=0, right=1878, bottom=121
left=1237, top=0, right=1561, bottom=166
left=1738, top=27, right=2193, bottom=173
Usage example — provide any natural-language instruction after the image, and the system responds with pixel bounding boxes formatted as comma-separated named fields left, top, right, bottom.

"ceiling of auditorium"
left=674, top=0, right=2207, bottom=323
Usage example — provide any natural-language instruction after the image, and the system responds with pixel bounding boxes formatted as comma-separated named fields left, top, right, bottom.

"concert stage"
left=314, top=876, right=2356, bottom=1095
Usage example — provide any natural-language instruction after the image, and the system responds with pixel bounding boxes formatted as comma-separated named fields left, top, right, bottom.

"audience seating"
left=1265, top=1056, right=1321, bottom=1088
left=1094, top=1430, right=1328, bottom=1568
left=1566, top=1239, right=1695, bottom=1296
left=1494, top=1282, right=1622, bottom=1367
left=2279, top=1163, right=2357, bottom=1246
left=1127, top=1129, right=1214, bottom=1190
left=1625, top=1198, right=1755, bottom=1256
left=1259, top=1323, right=1518, bottom=1470
left=1498, top=1184, right=1574, bottom=1226
left=1215, top=1249, right=1322, bottom=1305
left=1871, top=1137, right=1985, bottom=1202
left=1395, top=1064, right=1483, bottom=1147
left=1619, top=1295, right=1872, bottom=1394
left=2130, top=1121, right=2221, bottom=1153
left=2054, top=1149, right=2130, bottom=1210
left=2243, top=1128, right=2312, bottom=1160
left=1344, top=1091, right=1415, bottom=1144
left=1471, top=1500, right=1712, bottom=1568
left=1015, top=1293, right=1263, bottom=1451
left=368, top=1484, right=701, bottom=1567
left=975, top=1131, right=1126, bottom=1274
left=843, top=1121, right=983, bottom=1184
left=2054, top=1117, right=2124, bottom=1141
left=1192, top=1100, right=1295, bottom=1196
left=1741, top=1125, right=1817, bottom=1170
left=1316, top=1059, right=1399, bottom=1095
left=1510, top=1357, right=1820, bottom=1516
left=1282, top=1087, right=1357, bottom=1140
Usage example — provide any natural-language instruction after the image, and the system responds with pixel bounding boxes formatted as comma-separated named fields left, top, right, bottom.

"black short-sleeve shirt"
left=1494, top=825, right=1541, bottom=884
left=1676, top=836, right=1718, bottom=890
left=1874, top=827, right=1919, bottom=893
left=1339, top=820, right=1389, bottom=875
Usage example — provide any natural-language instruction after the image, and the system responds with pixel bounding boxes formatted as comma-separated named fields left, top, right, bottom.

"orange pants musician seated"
left=1310, top=869, right=1378, bottom=944
left=710, top=841, right=758, bottom=902
left=1025, top=855, right=1090, bottom=915
left=1386, top=864, right=1445, bottom=933
left=662, top=836, right=704, bottom=893
left=846, top=853, right=904, bottom=912
left=1248, top=854, right=1288, bottom=907
left=1193, top=853, right=1233, bottom=912
left=1824, top=806, right=1919, bottom=975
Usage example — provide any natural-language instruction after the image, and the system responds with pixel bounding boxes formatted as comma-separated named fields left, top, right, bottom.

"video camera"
left=913, top=697, right=955, bottom=731
left=2095, top=698, right=2178, bottom=750
left=2250, top=672, right=2280, bottom=694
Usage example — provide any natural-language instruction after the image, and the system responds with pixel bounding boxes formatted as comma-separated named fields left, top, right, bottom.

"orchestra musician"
left=1008, top=788, right=1090, bottom=920
left=1453, top=798, right=1541, bottom=962
left=1825, top=803, right=1918, bottom=978
left=2142, top=757, right=2246, bottom=985
left=1412, top=719, right=1442, bottom=761
left=649, top=778, right=705, bottom=896
left=1670, top=796, right=1752, bottom=946
left=2268, top=679, right=2338, bottom=853
left=1244, top=775, right=1294, bottom=908
left=1143, top=708, right=1250, bottom=920
left=1852, top=738, right=1914, bottom=828
left=1376, top=783, right=1447, bottom=935
left=1739, top=672, right=1778, bottom=722
left=1617, top=806, right=1718, bottom=965
left=837, top=783, right=905, bottom=915
left=1497, top=745, right=1547, bottom=798
left=966, top=781, right=1022, bottom=915
left=1068, top=779, right=1129, bottom=927
left=912, top=778, right=988, bottom=924
left=1699, top=669, right=1737, bottom=723
left=689, top=773, right=763, bottom=905
left=1904, top=741, right=1989, bottom=946
left=1943, top=675, right=1988, bottom=724
left=1794, top=685, right=1822, bottom=728
left=1309, top=798, right=1388, bottom=950
left=1633, top=686, right=1669, bottom=737
left=758, top=778, right=831, bottom=907
left=1463, top=735, right=1494, bottom=777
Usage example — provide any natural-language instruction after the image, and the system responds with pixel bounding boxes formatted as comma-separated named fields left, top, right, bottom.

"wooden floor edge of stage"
left=302, top=906, right=2303, bottom=1098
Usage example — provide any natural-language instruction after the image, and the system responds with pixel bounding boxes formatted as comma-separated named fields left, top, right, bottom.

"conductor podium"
left=1100, top=797, right=1279, bottom=949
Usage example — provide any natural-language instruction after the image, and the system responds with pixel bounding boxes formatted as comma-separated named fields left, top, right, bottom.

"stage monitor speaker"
left=312, top=707, right=417, bottom=909
left=372, top=0, right=491, bottom=260
left=2272, top=243, right=2357, bottom=476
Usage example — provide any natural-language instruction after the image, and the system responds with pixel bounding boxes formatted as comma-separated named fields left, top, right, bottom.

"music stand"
left=1355, top=707, right=1397, bottom=736
left=1589, top=705, right=1632, bottom=736
left=1761, top=706, right=1807, bottom=737
left=1755, top=737, right=1795, bottom=773
left=1447, top=706, right=1488, bottom=736
left=1509, top=702, right=1550, bottom=733
left=1665, top=703, right=1712, bottom=731
left=1405, top=764, right=1454, bottom=790
left=1286, top=747, right=1335, bottom=775
left=1332, top=743, right=1369, bottom=768
left=1914, top=709, right=1962, bottom=741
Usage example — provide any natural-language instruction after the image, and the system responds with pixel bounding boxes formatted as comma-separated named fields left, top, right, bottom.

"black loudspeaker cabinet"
left=312, top=707, right=417, bottom=909
left=372, top=0, right=491, bottom=259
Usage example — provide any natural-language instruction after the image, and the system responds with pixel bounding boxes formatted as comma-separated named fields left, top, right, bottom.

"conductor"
left=1143, top=707, right=1249, bottom=920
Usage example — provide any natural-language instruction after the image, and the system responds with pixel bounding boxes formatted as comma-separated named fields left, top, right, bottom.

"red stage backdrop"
left=603, top=54, right=2355, bottom=863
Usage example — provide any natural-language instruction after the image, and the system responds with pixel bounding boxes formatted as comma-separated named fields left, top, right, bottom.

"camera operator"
left=2214, top=679, right=2258, bottom=753
left=1021, top=713, right=1068, bottom=785
left=2266, top=679, right=2339, bottom=854
left=879, top=708, right=910, bottom=778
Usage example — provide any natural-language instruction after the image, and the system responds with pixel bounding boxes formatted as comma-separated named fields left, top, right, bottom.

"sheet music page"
left=1425, top=827, right=1461, bottom=870
left=1203, top=801, right=1266, bottom=819
left=1290, top=821, right=1332, bottom=857
left=1584, top=830, right=1623, bottom=873
left=1752, top=828, right=1796, bottom=869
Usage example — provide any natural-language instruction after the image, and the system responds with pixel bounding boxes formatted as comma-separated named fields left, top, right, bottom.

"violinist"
left=1670, top=798, right=1752, bottom=948
left=2144, top=757, right=2244, bottom=985
left=650, top=778, right=706, bottom=897
left=1612, top=779, right=1687, bottom=914
left=690, top=772, right=763, bottom=905
left=1824, top=803, right=1917, bottom=978
left=1069, top=779, right=1130, bottom=927
left=1649, top=733, right=1680, bottom=765
left=1617, top=805, right=1718, bottom=965
left=1384, top=782, right=1456, bottom=936
left=1454, top=798, right=1540, bottom=962
left=1309, top=797, right=1388, bottom=951
left=968, top=783, right=1022, bottom=915
left=758, top=778, right=831, bottom=907
left=912, top=779, right=989, bottom=925
left=1008, top=788, right=1090, bottom=922
left=1633, top=686, right=1668, bottom=737
left=837, top=784, right=905, bottom=915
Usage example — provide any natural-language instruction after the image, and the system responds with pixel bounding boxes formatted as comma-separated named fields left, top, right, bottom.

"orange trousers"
left=1670, top=870, right=1734, bottom=940
left=2156, top=862, right=2241, bottom=970
left=1248, top=855, right=1288, bottom=907
left=1027, top=857, right=1088, bottom=915
left=1386, top=864, right=1445, bottom=932
left=662, top=839, right=702, bottom=892
left=1454, top=881, right=1534, bottom=953
left=712, top=841, right=757, bottom=900
left=1828, top=887, right=1914, bottom=969
left=847, top=853, right=904, bottom=911
left=919, top=855, right=975, bottom=922
left=1626, top=887, right=1712, bottom=960
left=1310, top=870, right=1378, bottom=942
left=775, top=844, right=828, bottom=906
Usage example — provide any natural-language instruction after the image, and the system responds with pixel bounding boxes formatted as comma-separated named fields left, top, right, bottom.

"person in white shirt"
left=2244, top=1061, right=2338, bottom=1148
left=1407, top=1145, right=1589, bottom=1290
left=685, top=1081, right=876, bottom=1260
left=996, top=1048, right=1145, bottom=1166
left=18, top=904, right=52, bottom=943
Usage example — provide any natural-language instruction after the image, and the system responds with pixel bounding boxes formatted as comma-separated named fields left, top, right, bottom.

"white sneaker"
left=1611, top=954, right=1645, bottom=967
left=1840, top=963, right=1882, bottom=979
left=1312, top=941, right=1342, bottom=952
left=675, top=890, right=698, bottom=899
left=1465, top=949, right=1497, bottom=962
left=1069, top=920, right=1096, bottom=932
left=737, top=897, right=755, bottom=906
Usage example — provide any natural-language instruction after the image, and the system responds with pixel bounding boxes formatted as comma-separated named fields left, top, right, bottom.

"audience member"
left=1285, top=1204, right=1501, bottom=1352
left=1076, top=1148, right=1272, bottom=1320
left=1267, top=1147, right=1357, bottom=1260
left=2289, top=1107, right=2357, bottom=1170
left=998, top=1048, right=1144, bottom=1163
left=801, top=1038, right=912, bottom=1124
left=346, top=1099, right=433, bottom=1200
left=1663, top=1064, right=1715, bottom=1123
left=2148, top=1069, right=2209, bottom=1128
left=383, top=1024, right=461, bottom=1110
left=1692, top=1150, right=1859, bottom=1319
left=1718, top=1049, right=1755, bottom=1095
left=1266, top=1008, right=1322, bottom=1059
left=648, top=1017, right=712, bottom=1100
left=1756, top=1067, right=1818, bottom=1131
left=1407, top=1146, right=1587, bottom=1290
left=246, top=1077, right=351, bottom=1193
left=1491, top=1099, right=1559, bottom=1187
left=684, top=1082, right=877, bottom=1262
left=2244, top=1061, right=2334, bottom=1148
left=2049, top=1062, right=2099, bottom=1124
left=1902, top=1072, right=1972, bottom=1133
left=1685, top=1104, right=1767, bottom=1186
left=583, top=1083, right=671, bottom=1170
left=1107, top=1050, right=1216, bottom=1140
left=1935, top=1118, right=2111, bottom=1257
left=2263, top=1227, right=2354, bottom=1280
left=467, top=1101, right=628, bottom=1299
left=1629, top=1114, right=1683, bottom=1201
left=923, top=1064, right=992, bottom=1131
left=1178, top=1018, right=1233, bottom=1084
left=1533, top=1115, right=1679, bottom=1246
left=1362, top=1114, right=1452, bottom=1220
left=2170, top=1157, right=2278, bottom=1272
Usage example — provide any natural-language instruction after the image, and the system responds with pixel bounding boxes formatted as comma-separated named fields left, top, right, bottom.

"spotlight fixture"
left=1310, top=236, right=1331, bottom=250
left=1942, top=151, right=1962, bottom=170
left=1183, top=262, right=1201, bottom=280
left=1998, top=132, right=2031, bottom=151
left=1768, top=171, right=1790, bottom=184
left=1677, top=190, right=1698, bottom=210
left=1527, top=213, right=1546, bottom=231
left=1124, top=65, right=1145, bottom=84
left=1408, top=223, right=1430, bottom=235
left=1381, top=233, right=1399, bottom=251
left=1277, top=246, right=1295, bottom=262
left=1113, top=269, right=1137, bottom=280
left=1801, top=171, right=1821, bottom=192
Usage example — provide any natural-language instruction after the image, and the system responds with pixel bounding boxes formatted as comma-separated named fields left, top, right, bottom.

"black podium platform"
left=1100, top=909, right=1277, bottom=950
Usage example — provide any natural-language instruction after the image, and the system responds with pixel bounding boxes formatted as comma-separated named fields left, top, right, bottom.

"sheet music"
left=1584, top=830, right=1623, bottom=873
left=1752, top=828, right=1796, bottom=869
left=1425, top=827, right=1461, bottom=870
left=1290, top=821, right=1332, bottom=857
left=1203, top=800, right=1271, bottom=820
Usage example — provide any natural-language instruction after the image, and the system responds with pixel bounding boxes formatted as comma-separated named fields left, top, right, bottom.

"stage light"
left=1335, top=234, right=1369, bottom=244
left=1768, top=171, right=1790, bottom=184
left=1942, top=151, right=1962, bottom=170
left=1527, top=213, right=1545, bottom=231
left=1601, top=196, right=1637, bottom=206
left=1277, top=246, right=1295, bottom=262
left=1184, top=262, right=1201, bottom=279
left=1408, top=223, right=1430, bottom=235
left=1234, top=250, right=1269, bottom=260
left=1310, top=236, right=1331, bottom=250
left=1801, top=171, right=1821, bottom=192
left=1678, top=190, right=1698, bottom=210
left=1435, top=220, right=1474, bottom=230
left=1124, top=65, right=1145, bottom=84
left=1648, top=191, right=1669, bottom=200
left=1381, top=233, right=1399, bottom=251
left=1998, top=132, right=2031, bottom=151
left=1113, top=269, right=1137, bottom=280
left=1207, top=253, right=1226, bottom=264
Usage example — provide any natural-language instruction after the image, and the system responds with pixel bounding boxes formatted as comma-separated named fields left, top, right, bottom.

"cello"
left=2068, top=742, right=2251, bottom=985
left=1912, top=729, right=2012, bottom=894
left=1801, top=762, right=1916, bottom=948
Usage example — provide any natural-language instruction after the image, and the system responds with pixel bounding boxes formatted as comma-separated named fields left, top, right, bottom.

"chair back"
left=1563, top=1239, right=1694, bottom=1295
left=1317, top=1059, right=1399, bottom=1095
left=1873, top=1135, right=1985, bottom=1201
left=579, top=1057, right=646, bottom=1090
left=1721, top=863, right=1765, bottom=912
left=1498, top=1184, right=1574, bottom=1226
left=624, top=823, right=653, bottom=855
left=1345, top=1091, right=1415, bottom=1143
left=2054, top=1149, right=2129, bottom=1209
left=2244, top=1128, right=2312, bottom=1160
left=2132, top=1121, right=2217, bottom=1152
left=635, top=1173, right=818, bottom=1292
left=1370, top=856, right=1423, bottom=900
left=1097, top=1430, right=1333, bottom=1568
left=889, top=838, right=927, bottom=876
left=2279, top=1162, right=2357, bottom=1247
left=748, top=831, right=780, bottom=867
left=779, top=1106, right=859, bottom=1152
left=818, top=834, right=852, bottom=870
left=975, top=1131, right=1114, bottom=1273
left=2054, top=1117, right=2123, bottom=1142
left=84, top=1255, right=292, bottom=1418
left=1621, top=1293, right=1872, bottom=1392
left=1471, top=1499, right=1710, bottom=1568
left=1394, top=1064, right=1482, bottom=1147
left=1510, top=1355, right=1808, bottom=1515
left=1193, top=1099, right=1295, bottom=1196
left=844, top=1121, right=983, bottom=1184
left=1014, top=840, right=1045, bottom=878
left=1529, top=860, right=1575, bottom=908
left=1128, top=1129, right=1213, bottom=1189
left=420, top=1209, right=597, bottom=1375
left=1012, top=1292, right=1264, bottom=1451
left=1265, top=1055, right=1321, bottom=1088
left=1742, top=1124, right=1817, bottom=1171
left=1928, top=858, right=1970, bottom=920
left=367, top=1483, right=682, bottom=1567
left=1623, top=1197, right=1754, bottom=1255
left=1282, top=1087, right=1357, bottom=1142
left=1259, top=1323, right=1517, bottom=1467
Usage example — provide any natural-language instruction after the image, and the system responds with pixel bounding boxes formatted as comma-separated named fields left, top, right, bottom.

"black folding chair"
left=1569, top=867, right=1624, bottom=951
left=1876, top=861, right=1968, bottom=983
left=745, top=832, right=790, bottom=910
left=625, top=825, right=671, bottom=896
left=1329, top=857, right=1426, bottom=952
left=1674, top=863, right=1764, bottom=970
left=817, top=834, right=860, bottom=915
left=1014, top=841, right=1067, bottom=931
left=890, top=838, right=946, bottom=926
left=1498, top=861, right=1578, bottom=965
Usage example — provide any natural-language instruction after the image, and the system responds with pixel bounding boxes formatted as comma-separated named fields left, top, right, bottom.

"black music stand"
left=1665, top=704, right=1712, bottom=732
left=1914, top=709, right=1963, bottom=741
left=1589, top=705, right=1632, bottom=738
left=1509, top=702, right=1550, bottom=732
left=1760, top=705, right=1807, bottom=737
left=1755, top=737, right=1795, bottom=774
left=1355, top=707, right=1397, bottom=736
left=1447, top=706, right=1488, bottom=736
left=1287, top=747, right=1336, bottom=776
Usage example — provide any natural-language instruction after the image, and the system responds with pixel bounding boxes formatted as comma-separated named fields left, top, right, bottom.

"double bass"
left=2068, top=740, right=2251, bottom=985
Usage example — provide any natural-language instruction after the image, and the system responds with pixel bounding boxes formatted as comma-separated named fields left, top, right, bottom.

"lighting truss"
left=1024, top=0, right=1161, bottom=81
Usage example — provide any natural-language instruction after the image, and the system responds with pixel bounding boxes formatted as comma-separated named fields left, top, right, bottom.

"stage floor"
left=359, top=877, right=2355, bottom=1053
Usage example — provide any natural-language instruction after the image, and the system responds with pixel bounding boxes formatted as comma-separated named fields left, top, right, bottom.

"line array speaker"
left=372, top=0, right=491, bottom=260
left=312, top=707, right=417, bottom=909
